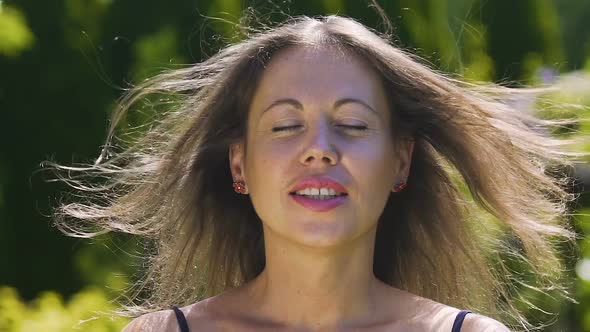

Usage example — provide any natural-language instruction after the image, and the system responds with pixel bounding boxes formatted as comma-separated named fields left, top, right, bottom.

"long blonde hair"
left=46, top=12, right=586, bottom=331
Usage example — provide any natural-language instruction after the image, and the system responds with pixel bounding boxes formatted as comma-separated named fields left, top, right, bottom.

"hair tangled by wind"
left=45, top=10, right=587, bottom=331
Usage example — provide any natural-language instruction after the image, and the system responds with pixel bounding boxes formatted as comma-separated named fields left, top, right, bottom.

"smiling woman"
left=232, top=46, right=410, bottom=253
left=45, top=9, right=585, bottom=332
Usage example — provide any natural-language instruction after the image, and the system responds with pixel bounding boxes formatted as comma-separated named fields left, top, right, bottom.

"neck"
left=245, top=226, right=387, bottom=330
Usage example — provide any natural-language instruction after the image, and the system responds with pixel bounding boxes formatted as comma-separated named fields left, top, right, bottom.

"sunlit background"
left=1, top=0, right=590, bottom=330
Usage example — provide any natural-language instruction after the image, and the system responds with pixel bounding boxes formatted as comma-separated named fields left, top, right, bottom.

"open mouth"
left=289, top=188, right=347, bottom=201
left=287, top=176, right=349, bottom=211
left=289, top=192, right=348, bottom=200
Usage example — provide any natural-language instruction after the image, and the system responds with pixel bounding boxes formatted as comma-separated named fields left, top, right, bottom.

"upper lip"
left=289, top=176, right=348, bottom=195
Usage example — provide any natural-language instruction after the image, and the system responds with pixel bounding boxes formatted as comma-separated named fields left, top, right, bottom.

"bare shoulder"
left=461, top=313, right=511, bottom=332
left=120, top=309, right=179, bottom=332
left=120, top=299, right=226, bottom=332
left=381, top=287, right=510, bottom=332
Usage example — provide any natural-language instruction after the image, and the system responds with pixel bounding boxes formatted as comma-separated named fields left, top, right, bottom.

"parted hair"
left=46, top=9, right=586, bottom=331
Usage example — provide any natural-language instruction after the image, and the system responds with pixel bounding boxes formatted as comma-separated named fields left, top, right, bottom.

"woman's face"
left=230, top=46, right=413, bottom=248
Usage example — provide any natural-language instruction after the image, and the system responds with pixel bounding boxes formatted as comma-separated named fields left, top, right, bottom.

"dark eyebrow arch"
left=261, top=98, right=380, bottom=118
left=261, top=98, right=303, bottom=113
left=334, top=98, right=379, bottom=116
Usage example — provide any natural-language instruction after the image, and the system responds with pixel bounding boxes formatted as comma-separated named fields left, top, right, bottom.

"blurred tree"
left=0, top=3, right=34, bottom=56
left=555, top=0, right=590, bottom=71
left=475, top=0, right=564, bottom=83
left=0, top=286, right=130, bottom=331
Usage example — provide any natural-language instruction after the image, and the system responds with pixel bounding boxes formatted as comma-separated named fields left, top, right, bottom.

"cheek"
left=350, top=136, right=396, bottom=169
left=245, top=139, right=293, bottom=199
left=348, top=139, right=397, bottom=197
left=247, top=140, right=290, bottom=173
left=245, top=152, right=295, bottom=236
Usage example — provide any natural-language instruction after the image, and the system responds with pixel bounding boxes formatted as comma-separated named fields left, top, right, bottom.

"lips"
left=288, top=176, right=348, bottom=195
left=288, top=176, right=348, bottom=212
left=289, top=194, right=347, bottom=212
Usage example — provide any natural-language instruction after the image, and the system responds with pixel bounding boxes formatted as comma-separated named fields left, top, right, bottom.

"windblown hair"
left=46, top=12, right=586, bottom=331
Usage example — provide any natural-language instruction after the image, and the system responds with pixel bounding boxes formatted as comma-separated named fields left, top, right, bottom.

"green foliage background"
left=1, top=0, right=590, bottom=330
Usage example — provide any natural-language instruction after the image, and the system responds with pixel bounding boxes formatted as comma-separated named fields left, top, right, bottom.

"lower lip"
left=289, top=194, right=347, bottom=212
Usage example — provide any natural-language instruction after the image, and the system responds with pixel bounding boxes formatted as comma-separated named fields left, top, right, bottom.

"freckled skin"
left=231, top=46, right=409, bottom=248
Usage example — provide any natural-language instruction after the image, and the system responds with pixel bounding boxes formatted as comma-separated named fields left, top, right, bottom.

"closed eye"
left=337, top=124, right=368, bottom=130
left=272, top=125, right=302, bottom=132
left=272, top=124, right=368, bottom=132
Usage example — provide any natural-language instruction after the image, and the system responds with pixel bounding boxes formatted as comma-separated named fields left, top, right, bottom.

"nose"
left=299, top=121, right=339, bottom=166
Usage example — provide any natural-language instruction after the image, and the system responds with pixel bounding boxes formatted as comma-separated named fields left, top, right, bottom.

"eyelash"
left=272, top=124, right=368, bottom=132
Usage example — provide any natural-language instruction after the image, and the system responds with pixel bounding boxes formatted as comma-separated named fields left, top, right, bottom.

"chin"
left=286, top=219, right=360, bottom=248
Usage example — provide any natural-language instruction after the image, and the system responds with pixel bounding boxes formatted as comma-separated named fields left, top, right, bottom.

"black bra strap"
left=171, top=305, right=190, bottom=332
left=451, top=310, right=471, bottom=332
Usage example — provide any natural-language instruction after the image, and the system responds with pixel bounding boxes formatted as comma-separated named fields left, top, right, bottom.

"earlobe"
left=392, top=138, right=414, bottom=193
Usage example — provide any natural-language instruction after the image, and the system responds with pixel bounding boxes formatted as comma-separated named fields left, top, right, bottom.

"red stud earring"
left=392, top=182, right=407, bottom=192
left=233, top=181, right=248, bottom=194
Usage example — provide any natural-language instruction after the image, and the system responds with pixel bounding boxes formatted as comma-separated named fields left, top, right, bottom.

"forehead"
left=249, top=46, right=388, bottom=113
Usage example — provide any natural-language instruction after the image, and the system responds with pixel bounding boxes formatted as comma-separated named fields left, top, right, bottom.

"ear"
left=397, top=137, right=414, bottom=181
left=229, top=141, right=246, bottom=182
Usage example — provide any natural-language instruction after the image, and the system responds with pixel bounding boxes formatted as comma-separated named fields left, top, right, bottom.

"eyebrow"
left=261, top=98, right=380, bottom=117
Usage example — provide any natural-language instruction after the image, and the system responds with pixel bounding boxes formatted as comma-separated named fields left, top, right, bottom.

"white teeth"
left=294, top=187, right=343, bottom=197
